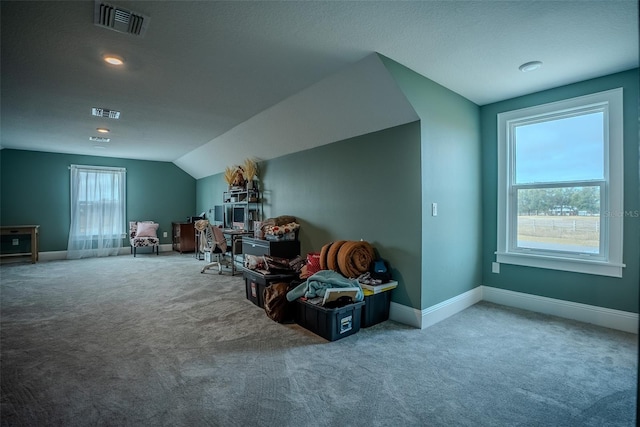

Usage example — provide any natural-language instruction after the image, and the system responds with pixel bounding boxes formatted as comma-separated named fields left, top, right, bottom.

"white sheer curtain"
left=67, top=165, right=126, bottom=259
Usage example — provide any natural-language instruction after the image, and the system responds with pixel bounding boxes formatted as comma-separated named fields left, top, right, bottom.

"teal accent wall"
left=380, top=55, right=483, bottom=309
left=0, top=149, right=196, bottom=252
left=480, top=69, right=639, bottom=313
left=196, top=55, right=483, bottom=312
left=196, top=174, right=229, bottom=220
left=197, top=122, right=423, bottom=309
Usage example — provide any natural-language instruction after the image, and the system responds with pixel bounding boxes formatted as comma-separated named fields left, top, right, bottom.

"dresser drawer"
left=242, top=237, right=300, bottom=259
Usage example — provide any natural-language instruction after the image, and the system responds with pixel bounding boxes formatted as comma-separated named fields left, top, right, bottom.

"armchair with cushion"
left=129, top=221, right=160, bottom=257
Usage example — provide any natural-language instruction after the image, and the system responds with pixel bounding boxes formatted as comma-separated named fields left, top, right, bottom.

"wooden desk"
left=1, top=225, right=40, bottom=263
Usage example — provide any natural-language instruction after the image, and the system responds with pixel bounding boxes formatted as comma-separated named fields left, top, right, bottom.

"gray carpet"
left=1, top=253, right=636, bottom=426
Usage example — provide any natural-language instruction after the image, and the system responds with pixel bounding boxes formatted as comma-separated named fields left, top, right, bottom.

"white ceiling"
left=1, top=1, right=637, bottom=177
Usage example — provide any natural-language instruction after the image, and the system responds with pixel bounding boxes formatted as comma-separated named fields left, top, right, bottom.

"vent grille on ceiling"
left=94, top=1, right=149, bottom=36
left=89, top=136, right=111, bottom=143
left=92, top=108, right=121, bottom=119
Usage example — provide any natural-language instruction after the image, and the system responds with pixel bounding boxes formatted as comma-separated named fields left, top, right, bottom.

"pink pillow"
left=136, top=222, right=159, bottom=238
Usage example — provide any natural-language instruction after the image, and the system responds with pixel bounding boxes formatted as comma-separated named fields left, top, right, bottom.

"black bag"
left=370, top=258, right=392, bottom=283
left=263, top=282, right=293, bottom=323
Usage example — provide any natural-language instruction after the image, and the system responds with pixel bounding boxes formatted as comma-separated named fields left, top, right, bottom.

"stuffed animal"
left=231, top=166, right=246, bottom=188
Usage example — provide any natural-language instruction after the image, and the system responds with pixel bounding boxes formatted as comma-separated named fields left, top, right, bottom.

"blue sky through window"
left=515, top=112, right=604, bottom=184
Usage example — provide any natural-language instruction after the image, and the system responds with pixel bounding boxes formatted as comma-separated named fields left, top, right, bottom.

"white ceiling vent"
left=94, top=1, right=149, bottom=37
left=89, top=136, right=111, bottom=143
left=92, top=108, right=121, bottom=119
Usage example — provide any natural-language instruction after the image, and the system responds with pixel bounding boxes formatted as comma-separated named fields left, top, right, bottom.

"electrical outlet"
left=163, top=231, right=168, bottom=238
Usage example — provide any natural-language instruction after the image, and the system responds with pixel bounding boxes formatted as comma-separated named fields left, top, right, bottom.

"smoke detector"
left=92, top=108, right=120, bottom=119
left=94, top=1, right=149, bottom=37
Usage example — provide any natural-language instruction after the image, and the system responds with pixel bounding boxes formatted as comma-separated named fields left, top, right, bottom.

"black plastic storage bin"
left=243, top=268, right=296, bottom=308
left=361, top=291, right=393, bottom=327
left=242, top=237, right=300, bottom=259
left=294, top=300, right=365, bottom=341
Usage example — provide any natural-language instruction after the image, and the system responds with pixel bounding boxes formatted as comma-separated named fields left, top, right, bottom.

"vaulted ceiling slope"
left=175, top=54, right=419, bottom=179
left=1, top=1, right=637, bottom=174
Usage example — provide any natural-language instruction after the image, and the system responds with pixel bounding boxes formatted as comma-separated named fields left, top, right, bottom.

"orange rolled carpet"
left=326, top=240, right=347, bottom=273
left=337, top=240, right=375, bottom=278
left=319, top=242, right=333, bottom=270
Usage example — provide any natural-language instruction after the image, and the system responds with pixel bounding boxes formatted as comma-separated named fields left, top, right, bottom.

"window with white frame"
left=67, top=164, right=127, bottom=259
left=496, top=88, right=624, bottom=277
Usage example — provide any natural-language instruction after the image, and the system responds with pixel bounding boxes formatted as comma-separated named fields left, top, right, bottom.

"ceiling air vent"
left=94, top=1, right=149, bottom=37
left=92, top=108, right=121, bottom=119
left=89, top=136, right=111, bottom=143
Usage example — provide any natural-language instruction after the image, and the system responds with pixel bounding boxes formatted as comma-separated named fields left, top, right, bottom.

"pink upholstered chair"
left=129, top=221, right=160, bottom=257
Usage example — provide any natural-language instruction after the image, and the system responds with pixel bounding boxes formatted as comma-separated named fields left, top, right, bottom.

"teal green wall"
left=196, top=174, right=229, bottom=220
left=480, top=69, right=639, bottom=313
left=4, top=64, right=633, bottom=317
left=0, top=149, right=196, bottom=252
left=197, top=122, right=423, bottom=309
left=196, top=54, right=483, bottom=313
left=381, top=55, right=483, bottom=309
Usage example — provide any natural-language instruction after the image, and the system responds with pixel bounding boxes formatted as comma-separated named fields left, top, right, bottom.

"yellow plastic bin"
left=360, top=280, right=398, bottom=327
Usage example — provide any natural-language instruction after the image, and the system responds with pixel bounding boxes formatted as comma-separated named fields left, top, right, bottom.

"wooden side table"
left=0, top=225, right=40, bottom=263
left=171, top=222, right=195, bottom=253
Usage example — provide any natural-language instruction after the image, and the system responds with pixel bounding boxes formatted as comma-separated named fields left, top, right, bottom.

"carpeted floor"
left=0, top=253, right=637, bottom=426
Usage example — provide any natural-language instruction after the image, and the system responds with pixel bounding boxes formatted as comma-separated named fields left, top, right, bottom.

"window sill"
left=495, top=251, right=625, bottom=278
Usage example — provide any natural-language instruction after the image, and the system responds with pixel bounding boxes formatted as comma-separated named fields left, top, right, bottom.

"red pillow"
left=306, top=252, right=321, bottom=275
left=136, top=222, right=159, bottom=238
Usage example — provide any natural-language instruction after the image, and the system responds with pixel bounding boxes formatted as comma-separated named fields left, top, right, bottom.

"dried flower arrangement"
left=223, top=166, right=236, bottom=185
left=243, top=158, right=258, bottom=180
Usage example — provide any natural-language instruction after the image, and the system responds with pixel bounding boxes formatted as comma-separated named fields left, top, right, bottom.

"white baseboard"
left=482, top=286, right=638, bottom=334
left=421, top=287, right=484, bottom=329
left=389, top=287, right=483, bottom=330
left=37, top=244, right=173, bottom=261
left=390, top=285, right=637, bottom=334
left=39, top=251, right=68, bottom=261
left=389, top=302, right=422, bottom=328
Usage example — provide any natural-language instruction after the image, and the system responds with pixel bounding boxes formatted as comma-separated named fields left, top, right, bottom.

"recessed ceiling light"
left=96, top=128, right=110, bottom=133
left=519, top=61, right=543, bottom=72
left=103, top=55, right=124, bottom=65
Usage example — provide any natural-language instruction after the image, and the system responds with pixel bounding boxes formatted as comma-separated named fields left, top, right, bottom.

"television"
left=232, top=206, right=245, bottom=229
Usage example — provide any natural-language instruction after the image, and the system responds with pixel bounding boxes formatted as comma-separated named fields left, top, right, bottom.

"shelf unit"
left=223, top=187, right=262, bottom=231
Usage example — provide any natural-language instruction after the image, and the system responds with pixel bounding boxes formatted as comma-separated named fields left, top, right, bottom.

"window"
left=67, top=165, right=126, bottom=259
left=496, top=88, right=624, bottom=277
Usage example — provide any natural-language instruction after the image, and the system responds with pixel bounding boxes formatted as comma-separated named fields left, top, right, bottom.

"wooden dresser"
left=171, top=222, right=195, bottom=253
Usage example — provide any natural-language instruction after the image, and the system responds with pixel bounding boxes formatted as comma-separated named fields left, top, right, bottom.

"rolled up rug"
left=326, top=240, right=347, bottom=273
left=337, top=240, right=375, bottom=278
left=319, top=242, right=333, bottom=270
